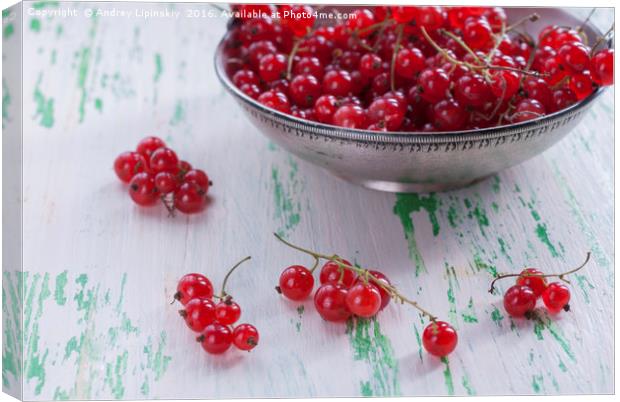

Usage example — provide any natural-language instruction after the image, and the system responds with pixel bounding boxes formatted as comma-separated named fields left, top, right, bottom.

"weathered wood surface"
left=2, top=2, right=614, bottom=399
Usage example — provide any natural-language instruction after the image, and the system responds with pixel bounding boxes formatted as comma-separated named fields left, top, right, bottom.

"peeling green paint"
left=490, top=307, right=504, bottom=327
left=30, top=18, right=41, bottom=32
left=270, top=156, right=302, bottom=238
left=154, top=53, right=163, bottom=82
left=461, top=297, right=478, bottom=323
left=94, top=98, right=103, bottom=112
left=3, top=23, right=14, bottom=38
left=34, top=74, right=55, bottom=128
left=393, top=193, right=440, bottom=276
left=170, top=100, right=186, bottom=125
left=347, top=318, right=400, bottom=397
left=441, top=357, right=454, bottom=395
left=54, top=271, right=68, bottom=305
left=2, top=79, right=10, bottom=128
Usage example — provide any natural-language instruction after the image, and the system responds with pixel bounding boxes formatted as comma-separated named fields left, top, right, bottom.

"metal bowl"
left=215, top=7, right=607, bottom=192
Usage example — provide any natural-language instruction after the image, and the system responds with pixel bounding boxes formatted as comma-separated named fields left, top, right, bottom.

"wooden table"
left=3, top=2, right=614, bottom=399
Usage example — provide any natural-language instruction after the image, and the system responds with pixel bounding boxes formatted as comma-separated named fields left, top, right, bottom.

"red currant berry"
left=557, top=42, right=590, bottom=73
left=483, top=7, right=506, bottom=32
left=258, top=53, right=287, bottom=82
left=278, top=265, right=314, bottom=301
left=149, top=147, right=179, bottom=174
left=289, top=74, right=322, bottom=108
left=511, top=98, right=546, bottom=123
left=366, top=270, right=391, bottom=310
left=114, top=151, right=147, bottom=183
left=347, top=9, right=375, bottom=37
left=322, top=70, right=353, bottom=97
left=551, top=88, right=577, bottom=112
left=432, top=98, right=467, bottom=131
left=215, top=300, right=242, bottom=325
left=136, top=136, right=165, bottom=159
left=154, top=171, right=179, bottom=194
left=422, top=321, right=458, bottom=357
left=313, top=94, right=338, bottom=124
left=590, top=49, right=613, bottom=86
left=199, top=323, right=233, bottom=355
left=395, top=47, right=425, bottom=79
left=367, top=97, right=405, bottom=131
left=128, top=172, right=159, bottom=206
left=319, top=259, right=356, bottom=287
left=232, top=69, right=260, bottom=87
left=332, top=105, right=367, bottom=129
left=240, top=83, right=261, bottom=99
left=239, top=16, right=275, bottom=45
left=294, top=56, right=325, bottom=80
left=463, top=18, right=493, bottom=50
left=454, top=73, right=492, bottom=108
left=314, top=283, right=351, bottom=322
left=247, top=40, right=277, bottom=69
left=569, top=71, right=595, bottom=100
left=503, top=285, right=536, bottom=317
left=258, top=90, right=291, bottom=114
left=360, top=53, right=385, bottom=78
left=183, top=169, right=211, bottom=193
left=177, top=160, right=192, bottom=176
left=181, top=297, right=216, bottom=332
left=541, top=282, right=571, bottom=314
left=391, top=6, right=416, bottom=24
left=345, top=282, right=382, bottom=318
left=489, top=70, right=520, bottom=100
left=418, top=68, right=450, bottom=103
left=281, top=5, right=316, bottom=37
left=174, top=182, right=207, bottom=214
left=515, top=268, right=547, bottom=297
left=233, top=323, right=259, bottom=351
left=412, top=6, right=446, bottom=32
left=175, top=273, right=214, bottom=305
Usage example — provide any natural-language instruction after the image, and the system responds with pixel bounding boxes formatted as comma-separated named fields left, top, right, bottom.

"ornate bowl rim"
left=214, top=11, right=607, bottom=145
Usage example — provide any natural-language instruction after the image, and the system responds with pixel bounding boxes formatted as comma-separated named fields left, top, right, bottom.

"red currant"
left=516, top=268, right=547, bottom=297
left=422, top=321, right=458, bottom=357
left=149, top=147, right=179, bottom=174
left=232, top=69, right=260, bottom=87
left=395, top=48, right=425, bottom=79
left=175, top=273, right=214, bottom=305
left=322, top=70, right=353, bottom=97
left=367, top=97, right=405, bottom=131
left=314, top=283, right=351, bottom=322
left=181, top=297, right=216, bottom=332
left=174, top=182, right=207, bottom=214
left=313, top=94, right=339, bottom=124
left=418, top=68, right=450, bottom=103
left=432, top=98, right=467, bottom=131
left=294, top=56, right=325, bottom=80
left=511, top=99, right=546, bottom=123
left=114, top=151, right=147, bottom=183
left=366, top=270, right=391, bottom=310
left=332, top=105, right=367, bottom=129
left=136, top=136, right=165, bottom=159
left=345, top=282, right=382, bottom=318
left=503, top=285, right=536, bottom=317
left=590, top=49, right=613, bottom=86
left=258, top=90, right=291, bottom=114
left=541, top=282, right=571, bottom=313
left=557, top=42, right=590, bottom=73
left=391, top=6, right=416, bottom=24
left=347, top=9, right=375, bottom=37
left=551, top=88, right=577, bottom=112
left=258, top=53, right=287, bottom=82
left=199, top=323, right=233, bottom=355
left=233, top=323, right=259, bottom=351
left=154, top=172, right=179, bottom=194
left=281, top=5, right=316, bottom=37
left=569, top=70, right=595, bottom=100
left=278, top=265, right=314, bottom=301
left=319, top=259, right=356, bottom=287
left=183, top=169, right=211, bottom=193
left=463, top=18, right=493, bottom=50
left=215, top=300, right=241, bottom=325
left=454, top=73, right=492, bottom=108
left=128, top=172, right=159, bottom=206
left=289, top=74, right=322, bottom=108
left=412, top=6, right=446, bottom=32
left=360, top=53, right=385, bottom=78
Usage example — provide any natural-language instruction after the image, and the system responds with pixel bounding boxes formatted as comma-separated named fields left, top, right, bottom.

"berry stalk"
left=274, top=233, right=438, bottom=321
left=488, top=252, right=591, bottom=294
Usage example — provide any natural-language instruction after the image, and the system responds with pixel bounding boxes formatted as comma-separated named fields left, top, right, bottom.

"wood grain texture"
left=2, top=2, right=614, bottom=399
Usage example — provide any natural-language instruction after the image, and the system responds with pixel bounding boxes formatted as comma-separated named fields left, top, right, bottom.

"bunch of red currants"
left=491, top=253, right=590, bottom=318
left=275, top=235, right=458, bottom=357
left=223, top=5, right=614, bottom=132
left=174, top=257, right=259, bottom=355
left=113, top=136, right=211, bottom=214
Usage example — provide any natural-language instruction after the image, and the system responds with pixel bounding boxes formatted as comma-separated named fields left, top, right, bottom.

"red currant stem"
left=356, top=18, right=393, bottom=36
left=219, top=255, right=252, bottom=298
left=274, top=233, right=438, bottom=321
left=485, top=21, right=507, bottom=64
left=160, top=195, right=175, bottom=217
left=488, top=252, right=591, bottom=294
left=439, top=29, right=486, bottom=67
left=590, top=23, right=615, bottom=56
left=551, top=74, right=571, bottom=90
left=577, top=8, right=596, bottom=34
left=389, top=24, right=404, bottom=92
left=371, top=20, right=392, bottom=53
left=286, top=39, right=303, bottom=81
left=505, top=13, right=540, bottom=32
left=309, top=256, right=320, bottom=273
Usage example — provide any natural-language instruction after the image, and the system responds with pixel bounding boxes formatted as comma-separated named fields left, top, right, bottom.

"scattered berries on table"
left=274, top=233, right=457, bottom=357
left=113, top=136, right=212, bottom=215
left=224, top=6, right=614, bottom=132
left=489, top=252, right=590, bottom=318
left=174, top=257, right=260, bottom=355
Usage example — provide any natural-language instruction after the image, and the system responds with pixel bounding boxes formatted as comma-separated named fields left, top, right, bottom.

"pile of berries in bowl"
left=220, top=5, right=613, bottom=132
